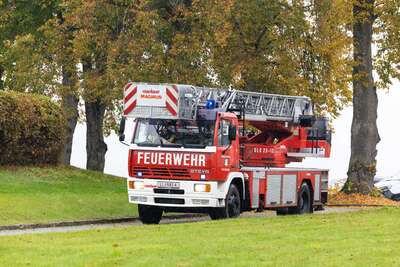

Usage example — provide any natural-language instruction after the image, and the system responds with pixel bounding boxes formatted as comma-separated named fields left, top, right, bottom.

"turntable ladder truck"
left=119, top=82, right=331, bottom=224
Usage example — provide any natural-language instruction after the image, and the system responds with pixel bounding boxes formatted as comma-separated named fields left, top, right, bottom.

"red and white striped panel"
left=123, top=82, right=138, bottom=115
left=165, top=85, right=179, bottom=116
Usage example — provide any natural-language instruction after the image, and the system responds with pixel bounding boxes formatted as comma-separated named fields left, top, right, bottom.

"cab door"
left=215, top=114, right=240, bottom=178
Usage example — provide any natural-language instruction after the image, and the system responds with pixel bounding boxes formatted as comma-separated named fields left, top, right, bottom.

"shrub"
left=0, top=91, right=66, bottom=165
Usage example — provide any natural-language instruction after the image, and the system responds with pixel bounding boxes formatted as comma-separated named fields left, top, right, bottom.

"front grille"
left=154, top=188, right=185, bottom=195
left=154, top=198, right=185, bottom=205
left=132, top=167, right=191, bottom=179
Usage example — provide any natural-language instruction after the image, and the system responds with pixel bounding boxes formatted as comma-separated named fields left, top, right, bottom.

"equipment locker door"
left=265, top=171, right=298, bottom=207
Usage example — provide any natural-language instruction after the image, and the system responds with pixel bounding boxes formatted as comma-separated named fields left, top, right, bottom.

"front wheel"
left=138, top=204, right=163, bottom=224
left=209, top=184, right=241, bottom=220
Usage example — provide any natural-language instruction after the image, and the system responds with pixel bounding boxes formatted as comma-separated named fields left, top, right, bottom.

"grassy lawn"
left=1, top=208, right=399, bottom=266
left=0, top=166, right=136, bottom=226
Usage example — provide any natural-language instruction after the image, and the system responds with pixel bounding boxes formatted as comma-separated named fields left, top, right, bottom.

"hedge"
left=0, top=91, right=66, bottom=165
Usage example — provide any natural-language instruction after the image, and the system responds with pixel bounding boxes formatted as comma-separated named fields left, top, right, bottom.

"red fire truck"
left=119, top=82, right=331, bottom=224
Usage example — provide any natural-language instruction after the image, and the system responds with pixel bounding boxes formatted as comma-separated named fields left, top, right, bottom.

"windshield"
left=133, top=119, right=215, bottom=148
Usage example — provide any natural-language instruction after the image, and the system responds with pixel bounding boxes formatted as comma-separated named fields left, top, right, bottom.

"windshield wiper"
left=161, top=143, right=183, bottom=148
left=136, top=142, right=160, bottom=147
left=183, top=144, right=207, bottom=149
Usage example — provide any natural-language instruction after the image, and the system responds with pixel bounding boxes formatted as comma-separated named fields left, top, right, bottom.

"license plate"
left=157, top=181, right=180, bottom=188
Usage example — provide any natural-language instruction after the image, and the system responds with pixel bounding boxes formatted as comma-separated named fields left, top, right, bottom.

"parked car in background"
left=374, top=176, right=400, bottom=201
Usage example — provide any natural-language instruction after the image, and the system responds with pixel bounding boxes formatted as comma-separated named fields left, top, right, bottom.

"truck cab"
left=125, top=110, right=244, bottom=223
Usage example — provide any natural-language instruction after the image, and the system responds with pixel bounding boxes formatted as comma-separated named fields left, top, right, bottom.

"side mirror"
left=299, top=115, right=316, bottom=127
left=228, top=124, right=237, bottom=141
left=119, top=117, right=126, bottom=142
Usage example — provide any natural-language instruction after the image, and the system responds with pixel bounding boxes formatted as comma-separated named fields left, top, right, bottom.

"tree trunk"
left=56, top=11, right=79, bottom=165
left=60, top=69, right=79, bottom=165
left=344, top=0, right=380, bottom=194
left=0, top=66, right=4, bottom=90
left=85, top=100, right=107, bottom=171
left=81, top=56, right=108, bottom=172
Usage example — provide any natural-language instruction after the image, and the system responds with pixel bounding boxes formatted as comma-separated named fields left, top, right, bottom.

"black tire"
left=209, top=207, right=227, bottom=220
left=138, top=204, right=163, bottom=224
left=289, top=182, right=313, bottom=214
left=209, top=184, right=241, bottom=220
left=276, top=208, right=289, bottom=216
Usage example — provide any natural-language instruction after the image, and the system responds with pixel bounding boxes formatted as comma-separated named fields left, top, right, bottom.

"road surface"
left=0, top=207, right=367, bottom=236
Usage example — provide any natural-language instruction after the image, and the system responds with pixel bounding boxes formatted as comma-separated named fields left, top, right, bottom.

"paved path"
left=0, top=207, right=366, bottom=237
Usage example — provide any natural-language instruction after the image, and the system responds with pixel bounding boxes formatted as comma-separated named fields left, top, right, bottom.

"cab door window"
left=218, top=119, right=231, bottom=147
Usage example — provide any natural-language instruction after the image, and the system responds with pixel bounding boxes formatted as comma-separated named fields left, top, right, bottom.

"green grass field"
left=0, top=166, right=136, bottom=226
left=1, top=208, right=399, bottom=266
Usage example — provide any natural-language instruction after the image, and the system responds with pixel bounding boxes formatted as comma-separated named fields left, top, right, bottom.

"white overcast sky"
left=70, top=80, right=400, bottom=184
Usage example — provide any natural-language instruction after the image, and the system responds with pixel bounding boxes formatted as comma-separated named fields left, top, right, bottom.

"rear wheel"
left=209, top=184, right=241, bottom=220
left=289, top=182, right=313, bottom=214
left=138, top=204, right=163, bottom=224
left=276, top=208, right=289, bottom=216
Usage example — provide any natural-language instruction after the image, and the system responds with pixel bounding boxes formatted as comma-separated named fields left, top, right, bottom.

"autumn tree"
left=0, top=1, right=58, bottom=90
left=140, top=0, right=213, bottom=85
left=344, top=0, right=400, bottom=194
left=206, top=0, right=352, bottom=116
left=0, top=1, right=80, bottom=165
left=60, top=0, right=138, bottom=171
left=375, top=0, right=400, bottom=87
left=136, top=0, right=353, bottom=115
left=1, top=0, right=146, bottom=170
left=86, top=0, right=215, bottom=169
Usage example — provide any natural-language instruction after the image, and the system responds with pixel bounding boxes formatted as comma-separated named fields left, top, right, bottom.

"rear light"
left=194, top=183, right=211, bottom=192
left=128, top=180, right=144, bottom=190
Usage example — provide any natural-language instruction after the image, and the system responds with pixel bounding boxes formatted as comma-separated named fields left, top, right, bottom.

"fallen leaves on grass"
left=328, top=186, right=400, bottom=206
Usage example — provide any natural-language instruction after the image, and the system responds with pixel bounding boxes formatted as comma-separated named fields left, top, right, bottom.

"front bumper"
left=127, top=178, right=226, bottom=208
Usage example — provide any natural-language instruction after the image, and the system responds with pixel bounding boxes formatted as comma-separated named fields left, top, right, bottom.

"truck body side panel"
left=242, top=167, right=328, bottom=209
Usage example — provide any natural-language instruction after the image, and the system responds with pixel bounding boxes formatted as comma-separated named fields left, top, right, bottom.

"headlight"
left=128, top=180, right=145, bottom=190
left=194, top=183, right=211, bottom=192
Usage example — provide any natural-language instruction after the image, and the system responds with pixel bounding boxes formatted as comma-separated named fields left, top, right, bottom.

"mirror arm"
left=222, top=144, right=231, bottom=155
left=119, top=117, right=127, bottom=142
left=119, top=141, right=129, bottom=147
